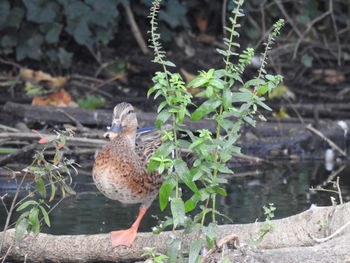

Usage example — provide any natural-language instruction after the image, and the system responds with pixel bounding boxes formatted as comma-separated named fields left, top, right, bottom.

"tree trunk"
left=1, top=202, right=349, bottom=262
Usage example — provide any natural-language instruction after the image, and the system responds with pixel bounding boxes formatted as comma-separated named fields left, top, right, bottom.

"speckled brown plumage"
left=92, top=102, right=163, bottom=247
left=93, top=103, right=162, bottom=208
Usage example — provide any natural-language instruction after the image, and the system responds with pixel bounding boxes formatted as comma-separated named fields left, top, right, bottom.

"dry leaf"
left=32, top=89, right=77, bottom=107
left=180, top=68, right=196, bottom=83
left=21, top=68, right=69, bottom=89
left=311, top=69, right=345, bottom=84
left=196, top=17, right=208, bottom=33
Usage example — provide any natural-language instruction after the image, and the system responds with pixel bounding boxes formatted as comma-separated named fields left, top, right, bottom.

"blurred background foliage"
left=0, top=0, right=348, bottom=69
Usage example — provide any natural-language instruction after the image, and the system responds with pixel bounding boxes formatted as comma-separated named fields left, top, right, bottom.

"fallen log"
left=1, top=202, right=349, bottom=262
left=2, top=101, right=212, bottom=131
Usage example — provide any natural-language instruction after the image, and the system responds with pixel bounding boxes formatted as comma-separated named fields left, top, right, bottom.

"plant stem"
left=223, top=0, right=243, bottom=82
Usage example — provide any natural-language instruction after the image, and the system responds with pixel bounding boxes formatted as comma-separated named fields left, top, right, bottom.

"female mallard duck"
left=92, top=102, right=163, bottom=247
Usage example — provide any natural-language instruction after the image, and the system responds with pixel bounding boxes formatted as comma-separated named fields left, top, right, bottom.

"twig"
left=1, top=243, right=13, bottom=263
left=336, top=176, right=343, bottom=204
left=71, top=74, right=104, bottom=83
left=0, top=132, right=106, bottom=147
left=0, top=171, right=27, bottom=253
left=0, top=56, right=22, bottom=69
left=221, top=0, right=228, bottom=38
left=0, top=194, right=9, bottom=215
left=89, top=74, right=124, bottom=95
left=9, top=73, right=21, bottom=98
left=310, top=219, right=350, bottom=243
left=305, top=124, right=346, bottom=157
left=274, top=0, right=302, bottom=38
left=0, top=142, right=39, bottom=166
left=56, top=109, right=89, bottom=132
left=329, top=0, right=341, bottom=66
left=293, top=10, right=331, bottom=59
left=71, top=80, right=114, bottom=98
left=123, top=2, right=150, bottom=55
left=202, top=234, right=239, bottom=262
left=310, top=165, right=346, bottom=192
left=231, top=153, right=268, bottom=164
left=0, top=124, right=20, bottom=132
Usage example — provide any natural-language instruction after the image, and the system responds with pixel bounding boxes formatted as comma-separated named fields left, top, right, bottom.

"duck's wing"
left=135, top=128, right=163, bottom=165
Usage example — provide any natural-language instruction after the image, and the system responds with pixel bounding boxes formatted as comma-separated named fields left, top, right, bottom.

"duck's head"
left=104, top=102, right=138, bottom=139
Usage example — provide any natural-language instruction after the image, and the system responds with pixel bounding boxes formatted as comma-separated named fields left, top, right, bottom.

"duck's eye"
left=127, top=109, right=134, bottom=115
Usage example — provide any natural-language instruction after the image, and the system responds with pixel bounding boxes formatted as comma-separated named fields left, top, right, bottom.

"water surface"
left=1, top=161, right=349, bottom=235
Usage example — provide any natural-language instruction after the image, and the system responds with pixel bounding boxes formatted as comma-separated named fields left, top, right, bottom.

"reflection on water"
left=1, top=162, right=349, bottom=235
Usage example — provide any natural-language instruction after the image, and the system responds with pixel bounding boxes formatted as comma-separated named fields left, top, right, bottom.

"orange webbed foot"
left=110, top=227, right=137, bottom=247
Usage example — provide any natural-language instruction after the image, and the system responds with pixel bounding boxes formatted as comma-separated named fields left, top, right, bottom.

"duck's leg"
left=110, top=207, right=147, bottom=247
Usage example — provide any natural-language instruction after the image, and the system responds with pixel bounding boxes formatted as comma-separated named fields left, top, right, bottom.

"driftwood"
left=273, top=102, right=350, bottom=118
left=2, top=102, right=350, bottom=161
left=1, top=202, right=350, bottom=262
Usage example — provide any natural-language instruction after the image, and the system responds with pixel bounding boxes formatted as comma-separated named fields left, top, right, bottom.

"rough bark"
left=1, top=202, right=350, bottom=262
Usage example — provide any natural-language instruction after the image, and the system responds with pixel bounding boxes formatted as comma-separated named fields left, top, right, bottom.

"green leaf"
left=58, top=48, right=73, bottom=68
left=39, top=205, right=51, bottom=227
left=28, top=207, right=40, bottom=233
left=167, top=238, right=182, bottom=263
left=231, top=91, right=253, bottom=103
left=213, top=186, right=227, bottom=196
left=171, top=198, right=185, bottom=228
left=73, top=19, right=92, bottom=45
left=164, top=60, right=176, bottom=67
left=35, top=178, right=46, bottom=198
left=188, top=76, right=207, bottom=88
left=209, top=78, right=225, bottom=90
left=159, top=182, right=174, bottom=211
left=6, top=7, right=24, bottom=29
left=63, top=184, right=76, bottom=196
left=154, top=141, right=176, bottom=157
left=0, top=1, right=10, bottom=27
left=191, top=99, right=221, bottom=121
left=49, top=182, right=56, bottom=202
left=175, top=159, right=198, bottom=193
left=216, top=48, right=228, bottom=56
left=301, top=54, right=313, bottom=68
left=0, top=147, right=18, bottom=154
left=257, top=85, right=268, bottom=95
left=244, top=78, right=266, bottom=89
left=243, top=116, right=256, bottom=126
left=156, top=109, right=171, bottom=129
left=45, top=23, right=63, bottom=43
left=77, top=95, right=106, bottom=109
left=203, top=223, right=217, bottom=248
left=222, top=89, right=232, bottom=109
left=255, top=98, right=272, bottom=111
left=148, top=159, right=159, bottom=172
left=15, top=218, right=29, bottom=244
left=16, top=200, right=38, bottom=211
left=16, top=33, right=44, bottom=60
left=189, top=240, right=202, bottom=263
left=23, top=0, right=57, bottom=23
left=185, top=196, right=198, bottom=213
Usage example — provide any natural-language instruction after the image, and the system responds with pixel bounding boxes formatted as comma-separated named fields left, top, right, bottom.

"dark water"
left=1, top=161, right=350, bottom=235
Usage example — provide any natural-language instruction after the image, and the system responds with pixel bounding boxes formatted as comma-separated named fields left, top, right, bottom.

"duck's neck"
left=122, top=130, right=136, bottom=149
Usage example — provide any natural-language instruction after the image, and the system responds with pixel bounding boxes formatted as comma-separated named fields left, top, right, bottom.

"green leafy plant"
left=142, top=247, right=169, bottom=263
left=2, top=130, right=79, bottom=244
left=0, top=0, right=119, bottom=67
left=252, top=203, right=276, bottom=244
left=148, top=0, right=284, bottom=260
left=0, top=0, right=189, bottom=68
left=77, top=94, right=106, bottom=109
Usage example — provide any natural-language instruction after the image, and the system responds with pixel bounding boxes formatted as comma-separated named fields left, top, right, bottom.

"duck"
left=92, top=102, right=163, bottom=247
